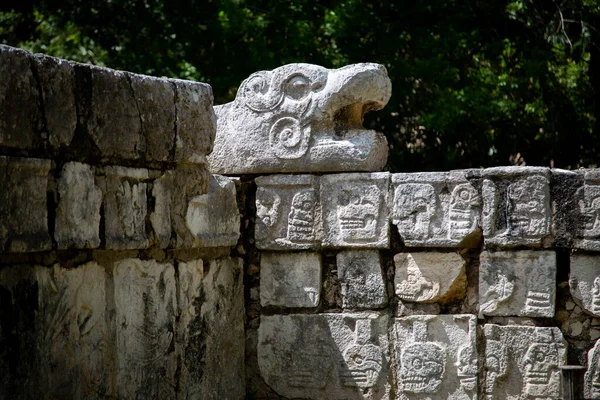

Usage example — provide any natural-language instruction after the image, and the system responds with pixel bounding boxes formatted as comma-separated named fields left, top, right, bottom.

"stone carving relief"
left=392, top=172, right=481, bottom=247
left=569, top=254, right=600, bottom=317
left=337, top=250, right=388, bottom=309
left=585, top=338, right=600, bottom=399
left=575, top=170, right=600, bottom=251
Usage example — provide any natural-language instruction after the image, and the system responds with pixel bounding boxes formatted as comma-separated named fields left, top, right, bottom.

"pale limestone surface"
left=393, top=315, right=477, bottom=400
left=394, top=252, right=466, bottom=304
left=575, top=169, right=600, bottom=251
left=55, top=162, right=102, bottom=249
left=258, top=313, right=390, bottom=399
left=321, top=172, right=390, bottom=248
left=209, top=63, right=391, bottom=174
left=392, top=171, right=481, bottom=247
left=255, top=175, right=322, bottom=250
left=570, top=254, right=600, bottom=317
left=260, top=252, right=321, bottom=308
left=337, top=250, right=388, bottom=309
left=483, top=324, right=566, bottom=400
left=586, top=338, right=600, bottom=399
left=482, top=167, right=551, bottom=247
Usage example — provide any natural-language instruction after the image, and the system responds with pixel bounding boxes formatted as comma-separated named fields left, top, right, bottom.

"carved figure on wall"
left=395, top=261, right=439, bottom=302
left=448, top=183, right=481, bottom=239
left=454, top=315, right=477, bottom=392
left=336, top=185, right=381, bottom=242
left=506, top=176, right=549, bottom=237
left=578, top=185, right=600, bottom=239
left=484, top=339, right=508, bottom=398
left=339, top=319, right=383, bottom=389
left=255, top=188, right=281, bottom=240
left=524, top=272, right=552, bottom=315
left=393, top=183, right=436, bottom=241
left=287, top=190, right=315, bottom=242
left=585, top=338, right=600, bottom=399
left=479, top=271, right=514, bottom=318
left=521, top=328, right=560, bottom=398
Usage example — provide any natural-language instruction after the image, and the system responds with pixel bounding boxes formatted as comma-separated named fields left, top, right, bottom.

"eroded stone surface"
left=585, top=338, right=600, bottom=399
left=479, top=250, right=556, bottom=318
left=337, top=250, right=387, bottom=309
left=392, top=171, right=481, bottom=247
left=483, top=324, right=566, bottom=400
left=393, top=315, right=477, bottom=399
left=575, top=169, right=600, bottom=251
left=150, top=172, right=172, bottom=248
left=569, top=254, right=600, bottom=317
left=394, top=252, right=466, bottom=304
left=322, top=173, right=390, bottom=248
left=209, top=63, right=391, bottom=174
left=55, top=162, right=102, bottom=249
left=258, top=313, right=390, bottom=399
left=260, top=252, right=322, bottom=308
left=482, top=167, right=551, bottom=247
left=255, top=175, right=321, bottom=250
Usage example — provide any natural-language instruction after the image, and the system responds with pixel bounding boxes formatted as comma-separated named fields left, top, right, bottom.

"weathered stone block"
left=103, top=166, right=149, bottom=249
left=483, top=324, right=566, bottom=400
left=55, top=162, right=102, bottom=249
left=0, top=45, right=43, bottom=149
left=113, top=259, right=177, bottom=399
left=393, top=315, right=477, bottom=399
left=260, top=252, right=321, bottom=308
left=255, top=175, right=321, bottom=250
left=394, top=252, right=466, bottom=304
left=337, top=250, right=387, bottom=309
left=208, top=63, right=391, bottom=174
left=258, top=313, right=391, bottom=399
left=479, top=250, right=556, bottom=318
left=321, top=172, right=390, bottom=248
left=569, top=254, right=600, bottom=317
left=0, top=156, right=52, bottom=252
left=150, top=172, right=173, bottom=248
left=575, top=169, right=600, bottom=251
left=482, top=167, right=551, bottom=247
left=550, top=169, right=583, bottom=248
left=392, top=171, right=481, bottom=247
left=585, top=338, right=600, bottom=399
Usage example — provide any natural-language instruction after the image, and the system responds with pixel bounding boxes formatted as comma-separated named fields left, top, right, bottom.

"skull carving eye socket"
left=412, top=358, right=423, bottom=370
left=286, top=75, right=311, bottom=100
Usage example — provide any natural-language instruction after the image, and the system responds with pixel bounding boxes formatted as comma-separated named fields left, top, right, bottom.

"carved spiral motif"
left=269, top=117, right=310, bottom=159
left=239, top=72, right=285, bottom=112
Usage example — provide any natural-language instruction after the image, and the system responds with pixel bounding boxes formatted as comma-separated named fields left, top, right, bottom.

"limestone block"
left=394, top=252, right=466, bottom=304
left=585, top=338, right=600, bottom=399
left=550, top=169, right=583, bottom=248
left=150, top=173, right=173, bottom=248
left=208, top=63, right=391, bottom=174
left=0, top=156, right=52, bottom=252
left=260, top=252, right=322, bottom=308
left=337, top=250, right=387, bottom=309
left=258, top=313, right=390, bottom=399
left=255, top=175, right=321, bottom=250
left=483, top=324, right=566, bottom=400
left=392, top=171, right=481, bottom=247
left=113, top=259, right=177, bottom=399
left=321, top=172, right=390, bottom=248
left=0, top=45, right=43, bottom=149
left=129, top=73, right=176, bottom=162
left=569, top=254, right=600, bottom=317
left=575, top=169, right=600, bottom=251
left=33, top=53, right=77, bottom=148
left=103, top=166, right=149, bottom=249
left=170, top=78, right=216, bottom=163
left=479, top=250, right=556, bottom=318
left=393, top=315, right=477, bottom=399
left=185, top=174, right=240, bottom=248
left=55, top=162, right=102, bottom=249
left=482, top=167, right=551, bottom=247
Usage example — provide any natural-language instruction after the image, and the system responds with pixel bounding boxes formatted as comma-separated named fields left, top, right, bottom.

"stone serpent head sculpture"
left=208, top=63, right=392, bottom=174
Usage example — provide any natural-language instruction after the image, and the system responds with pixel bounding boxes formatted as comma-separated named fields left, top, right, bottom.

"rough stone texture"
left=55, top=162, right=102, bottom=249
left=0, top=156, right=52, bottom=252
left=479, top=250, right=556, bottom=318
left=575, top=169, right=600, bottom=251
left=113, top=258, right=177, bottom=399
left=483, top=324, right=566, bottom=400
left=569, top=254, right=600, bottom=317
left=209, top=63, right=391, bottom=174
left=185, top=174, right=240, bottom=248
left=321, top=172, right=390, bottom=248
left=586, top=338, right=600, bottom=399
left=150, top=172, right=173, bottom=248
left=255, top=175, right=321, bottom=250
left=550, top=168, right=583, bottom=248
left=482, top=167, right=551, bottom=247
left=391, top=171, right=481, bottom=247
left=258, top=313, right=390, bottom=399
left=0, top=45, right=43, bottom=149
left=103, top=166, right=149, bottom=249
left=171, top=78, right=216, bottom=163
left=393, top=315, right=477, bottom=399
left=394, top=252, right=467, bottom=304
left=337, top=250, right=387, bottom=309
left=260, top=252, right=322, bottom=308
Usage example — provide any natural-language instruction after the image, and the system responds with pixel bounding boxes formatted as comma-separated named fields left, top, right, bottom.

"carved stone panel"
left=482, top=167, right=551, bottom=247
left=322, top=172, right=390, bottom=248
left=569, top=254, right=600, bottom=317
left=260, top=252, right=322, bottom=308
left=575, top=169, right=600, bottom=251
left=392, top=171, right=481, bottom=247
left=394, top=252, right=466, bottom=304
left=337, top=250, right=388, bottom=309
left=258, top=313, right=390, bottom=399
left=393, top=315, right=477, bottom=400
left=479, top=250, right=556, bottom=318
left=255, top=175, right=321, bottom=250
left=483, top=324, right=566, bottom=400
left=585, top=338, right=600, bottom=399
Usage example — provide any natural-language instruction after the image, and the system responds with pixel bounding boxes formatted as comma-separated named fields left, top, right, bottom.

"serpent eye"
left=285, top=75, right=310, bottom=100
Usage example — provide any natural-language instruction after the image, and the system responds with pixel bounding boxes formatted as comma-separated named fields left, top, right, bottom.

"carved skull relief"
left=287, top=190, right=316, bottom=242
left=400, top=342, right=446, bottom=393
left=336, top=185, right=381, bottom=242
left=393, top=183, right=436, bottom=241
